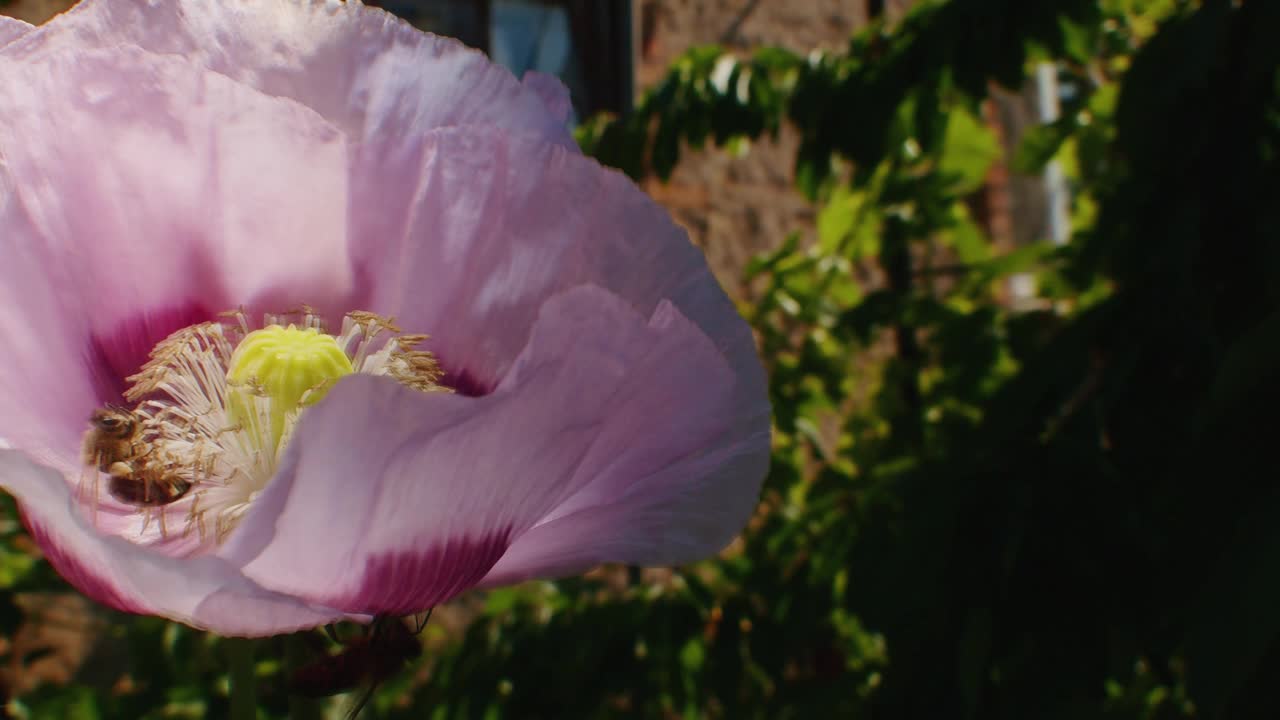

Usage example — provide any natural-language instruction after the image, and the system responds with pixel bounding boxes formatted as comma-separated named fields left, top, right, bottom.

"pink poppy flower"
left=0, top=1, right=769, bottom=636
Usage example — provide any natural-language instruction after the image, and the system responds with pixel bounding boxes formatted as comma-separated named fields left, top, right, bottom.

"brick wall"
left=636, top=0, right=868, bottom=292
left=637, top=1, right=1048, bottom=293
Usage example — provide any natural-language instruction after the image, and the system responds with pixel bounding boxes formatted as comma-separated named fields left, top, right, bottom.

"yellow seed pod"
left=226, top=324, right=354, bottom=452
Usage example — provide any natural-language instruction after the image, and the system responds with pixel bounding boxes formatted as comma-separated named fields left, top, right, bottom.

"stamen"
left=80, top=309, right=449, bottom=547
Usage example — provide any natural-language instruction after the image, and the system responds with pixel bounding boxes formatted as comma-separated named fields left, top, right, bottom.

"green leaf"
left=944, top=204, right=992, bottom=265
left=1057, top=16, right=1097, bottom=64
left=938, top=107, right=1000, bottom=195
left=745, top=233, right=801, bottom=280
left=963, top=242, right=1057, bottom=292
left=817, top=187, right=860, bottom=253
left=1013, top=119, right=1071, bottom=174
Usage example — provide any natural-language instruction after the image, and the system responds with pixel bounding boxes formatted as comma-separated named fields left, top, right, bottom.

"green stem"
left=227, top=638, right=258, bottom=720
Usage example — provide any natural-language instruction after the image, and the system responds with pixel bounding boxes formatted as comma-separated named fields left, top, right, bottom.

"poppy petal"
left=0, top=45, right=354, bottom=317
left=4, top=0, right=572, bottom=147
left=220, top=285, right=766, bottom=614
left=0, top=450, right=346, bottom=636
left=353, top=127, right=765, bottom=402
left=521, top=70, right=574, bottom=125
left=0, top=16, right=31, bottom=48
left=0, top=45, right=357, bottom=451
left=0, top=167, right=101, bottom=456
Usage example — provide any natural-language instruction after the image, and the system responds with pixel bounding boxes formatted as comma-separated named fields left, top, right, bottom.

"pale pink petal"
left=0, top=168, right=203, bottom=465
left=480, top=305, right=770, bottom=586
left=0, top=451, right=345, bottom=636
left=0, top=16, right=32, bottom=48
left=220, top=285, right=766, bottom=615
left=4, top=0, right=572, bottom=147
left=0, top=45, right=355, bottom=447
left=353, top=127, right=766, bottom=403
left=0, top=168, right=101, bottom=457
left=522, top=70, right=574, bottom=125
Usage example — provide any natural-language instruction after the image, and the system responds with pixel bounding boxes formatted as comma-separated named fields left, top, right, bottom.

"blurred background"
left=1, top=0, right=1278, bottom=718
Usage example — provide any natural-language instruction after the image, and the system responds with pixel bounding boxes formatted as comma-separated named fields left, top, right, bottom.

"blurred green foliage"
left=0, top=0, right=1278, bottom=718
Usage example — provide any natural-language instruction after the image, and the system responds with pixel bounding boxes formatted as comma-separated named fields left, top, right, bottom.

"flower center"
left=81, top=308, right=446, bottom=544
left=227, top=325, right=354, bottom=454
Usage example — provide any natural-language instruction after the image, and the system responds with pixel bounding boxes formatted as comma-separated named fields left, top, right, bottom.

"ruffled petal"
left=0, top=17, right=32, bottom=48
left=481, top=300, right=770, bottom=586
left=0, top=167, right=101, bottom=457
left=4, top=0, right=572, bottom=147
left=0, top=157, right=213, bottom=453
left=0, top=451, right=345, bottom=636
left=521, top=71, right=574, bottom=125
left=0, top=44, right=353, bottom=314
left=220, top=285, right=767, bottom=614
left=0, top=45, right=355, bottom=445
left=353, top=127, right=766, bottom=403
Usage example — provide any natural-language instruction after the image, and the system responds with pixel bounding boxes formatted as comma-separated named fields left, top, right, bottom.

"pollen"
left=84, top=307, right=449, bottom=546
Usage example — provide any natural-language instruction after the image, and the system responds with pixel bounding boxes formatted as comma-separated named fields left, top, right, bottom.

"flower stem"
left=227, top=637, right=258, bottom=720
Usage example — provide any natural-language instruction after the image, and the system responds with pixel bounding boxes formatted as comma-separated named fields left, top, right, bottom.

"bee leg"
left=107, top=462, right=133, bottom=478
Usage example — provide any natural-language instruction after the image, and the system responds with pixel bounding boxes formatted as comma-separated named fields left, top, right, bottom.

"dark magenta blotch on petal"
left=84, top=302, right=212, bottom=403
left=438, top=365, right=495, bottom=398
left=326, top=527, right=513, bottom=615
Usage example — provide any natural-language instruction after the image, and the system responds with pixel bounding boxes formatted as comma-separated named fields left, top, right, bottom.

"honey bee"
left=82, top=407, right=191, bottom=507
left=289, top=612, right=429, bottom=719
